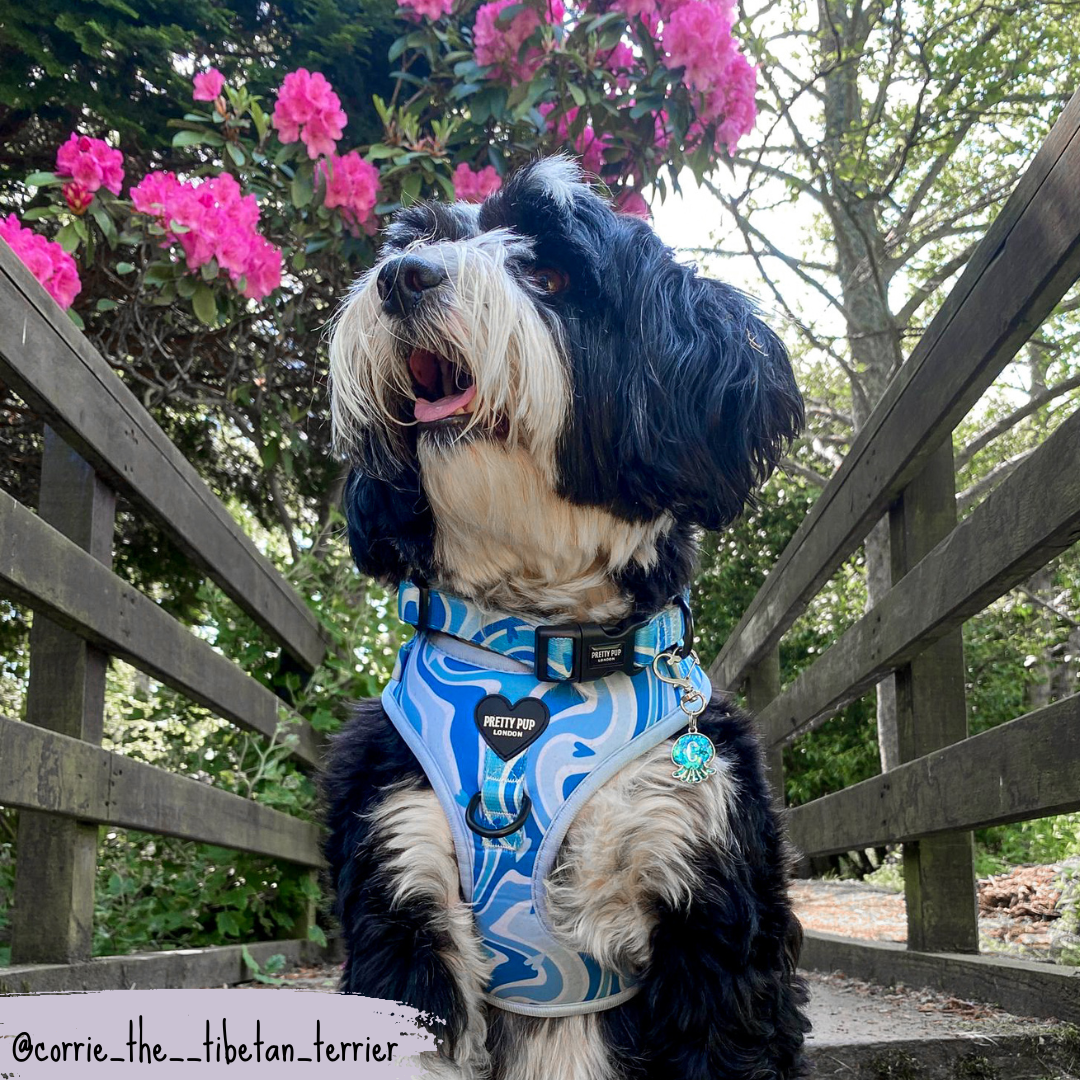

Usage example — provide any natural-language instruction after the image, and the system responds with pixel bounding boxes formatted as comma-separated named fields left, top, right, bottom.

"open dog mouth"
left=408, top=348, right=477, bottom=425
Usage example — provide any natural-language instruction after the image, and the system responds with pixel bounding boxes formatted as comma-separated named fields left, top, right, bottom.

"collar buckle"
left=535, top=619, right=648, bottom=682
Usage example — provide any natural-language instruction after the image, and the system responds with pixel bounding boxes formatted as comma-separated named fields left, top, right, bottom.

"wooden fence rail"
left=0, top=241, right=328, bottom=982
left=712, top=85, right=1080, bottom=1022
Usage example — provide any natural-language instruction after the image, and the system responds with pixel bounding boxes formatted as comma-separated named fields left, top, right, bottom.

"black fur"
left=341, top=159, right=803, bottom=608
left=327, top=159, right=809, bottom=1078
left=324, top=697, right=810, bottom=1078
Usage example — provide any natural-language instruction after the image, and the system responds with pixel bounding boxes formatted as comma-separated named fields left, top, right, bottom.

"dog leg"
left=367, top=782, right=494, bottom=1077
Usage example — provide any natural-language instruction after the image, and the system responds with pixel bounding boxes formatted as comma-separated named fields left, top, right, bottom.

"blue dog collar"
left=397, top=580, right=692, bottom=682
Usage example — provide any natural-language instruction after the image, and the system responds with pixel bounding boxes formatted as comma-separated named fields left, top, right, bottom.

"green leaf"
left=250, top=100, right=268, bottom=142
left=307, top=925, right=328, bottom=947
left=260, top=440, right=280, bottom=470
left=568, top=83, right=587, bottom=108
left=264, top=953, right=288, bottom=974
left=172, top=129, right=223, bottom=148
left=226, top=141, right=245, bottom=167
left=388, top=34, right=410, bottom=63
left=143, top=263, right=174, bottom=285
left=400, top=172, right=422, bottom=206
left=95, top=298, right=117, bottom=312
left=25, top=171, right=61, bottom=187
left=192, top=284, right=218, bottom=326
left=116, top=261, right=136, bottom=275
left=67, top=309, right=85, bottom=329
left=291, top=167, right=314, bottom=208
left=90, top=203, right=118, bottom=248
left=55, top=222, right=80, bottom=253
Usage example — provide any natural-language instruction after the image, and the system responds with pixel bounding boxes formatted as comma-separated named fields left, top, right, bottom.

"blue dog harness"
left=381, top=582, right=712, bottom=1017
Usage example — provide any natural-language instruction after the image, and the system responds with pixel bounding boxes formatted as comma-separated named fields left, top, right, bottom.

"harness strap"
left=397, top=581, right=691, bottom=682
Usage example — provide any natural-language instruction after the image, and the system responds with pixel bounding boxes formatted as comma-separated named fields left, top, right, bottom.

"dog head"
left=329, top=158, right=802, bottom=621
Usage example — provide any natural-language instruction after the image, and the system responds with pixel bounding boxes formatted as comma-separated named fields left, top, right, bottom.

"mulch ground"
left=791, top=864, right=1072, bottom=959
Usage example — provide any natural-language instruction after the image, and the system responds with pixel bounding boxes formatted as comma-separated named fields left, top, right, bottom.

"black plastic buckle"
left=415, top=585, right=430, bottom=631
left=534, top=619, right=648, bottom=682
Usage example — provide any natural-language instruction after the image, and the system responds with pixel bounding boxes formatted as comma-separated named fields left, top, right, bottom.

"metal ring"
left=465, top=792, right=532, bottom=839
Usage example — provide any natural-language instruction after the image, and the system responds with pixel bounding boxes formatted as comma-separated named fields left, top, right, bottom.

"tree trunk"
left=816, top=0, right=907, bottom=771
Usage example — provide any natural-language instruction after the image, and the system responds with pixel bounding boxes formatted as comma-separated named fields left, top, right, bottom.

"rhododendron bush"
left=3, top=0, right=760, bottom=550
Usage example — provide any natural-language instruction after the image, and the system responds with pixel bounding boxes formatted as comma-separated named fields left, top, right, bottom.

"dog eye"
left=529, top=267, right=569, bottom=294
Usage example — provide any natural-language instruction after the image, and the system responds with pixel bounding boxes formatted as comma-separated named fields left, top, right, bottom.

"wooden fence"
left=711, top=86, right=1080, bottom=1023
left=0, top=239, right=331, bottom=992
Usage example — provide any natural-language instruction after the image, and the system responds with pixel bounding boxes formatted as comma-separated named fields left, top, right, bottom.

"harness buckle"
left=535, top=619, right=648, bottom=682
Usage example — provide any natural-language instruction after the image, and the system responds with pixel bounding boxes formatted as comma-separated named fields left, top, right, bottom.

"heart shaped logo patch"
left=474, top=694, right=550, bottom=761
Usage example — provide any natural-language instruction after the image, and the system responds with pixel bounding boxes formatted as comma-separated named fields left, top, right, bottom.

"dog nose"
left=377, top=255, right=447, bottom=316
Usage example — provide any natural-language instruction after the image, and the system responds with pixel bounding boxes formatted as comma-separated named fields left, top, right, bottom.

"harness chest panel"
left=382, top=612, right=711, bottom=1017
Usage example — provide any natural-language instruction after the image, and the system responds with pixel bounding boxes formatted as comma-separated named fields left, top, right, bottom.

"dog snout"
left=377, top=254, right=447, bottom=316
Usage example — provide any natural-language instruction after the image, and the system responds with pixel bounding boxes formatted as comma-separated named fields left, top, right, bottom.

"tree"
left=704, top=0, right=1080, bottom=770
left=0, top=0, right=402, bottom=195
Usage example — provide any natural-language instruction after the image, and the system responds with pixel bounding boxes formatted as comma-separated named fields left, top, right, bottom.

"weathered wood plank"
left=800, top=931, right=1080, bottom=1025
left=745, top=648, right=783, bottom=802
left=0, top=939, right=329, bottom=995
left=757, top=404, right=1080, bottom=749
left=0, top=716, right=324, bottom=867
left=711, top=87, right=1080, bottom=692
left=785, top=693, right=1080, bottom=857
left=0, top=489, right=321, bottom=766
left=0, top=241, right=328, bottom=673
left=888, top=441, right=977, bottom=953
left=12, top=432, right=114, bottom=965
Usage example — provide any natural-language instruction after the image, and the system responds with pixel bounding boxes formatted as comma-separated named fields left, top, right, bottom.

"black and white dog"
left=323, top=158, right=809, bottom=1079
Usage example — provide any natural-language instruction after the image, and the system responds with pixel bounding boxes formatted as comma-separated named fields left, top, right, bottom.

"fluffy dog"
left=323, top=157, right=809, bottom=1080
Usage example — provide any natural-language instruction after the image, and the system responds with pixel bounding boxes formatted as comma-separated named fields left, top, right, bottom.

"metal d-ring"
left=465, top=792, right=533, bottom=838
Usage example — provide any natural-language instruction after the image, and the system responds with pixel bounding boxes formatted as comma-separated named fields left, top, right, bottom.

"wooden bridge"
left=1, top=87, right=1079, bottom=1070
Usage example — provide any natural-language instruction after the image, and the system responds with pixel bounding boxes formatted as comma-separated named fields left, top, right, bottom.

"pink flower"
left=397, top=0, right=453, bottom=18
left=272, top=69, right=348, bottom=160
left=539, top=104, right=611, bottom=175
left=602, top=41, right=637, bottom=89
left=193, top=68, right=226, bottom=102
left=616, top=190, right=650, bottom=217
left=240, top=237, right=283, bottom=300
left=55, top=133, right=124, bottom=196
left=63, top=182, right=94, bottom=215
left=611, top=0, right=657, bottom=16
left=473, top=0, right=564, bottom=77
left=317, top=152, right=381, bottom=234
left=663, top=0, right=736, bottom=92
left=0, top=214, right=81, bottom=309
left=452, top=163, right=502, bottom=202
left=699, top=51, right=757, bottom=151
left=130, top=171, right=281, bottom=300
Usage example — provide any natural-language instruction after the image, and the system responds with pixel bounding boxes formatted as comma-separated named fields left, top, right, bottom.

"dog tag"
left=474, top=694, right=550, bottom=761
left=671, top=731, right=716, bottom=784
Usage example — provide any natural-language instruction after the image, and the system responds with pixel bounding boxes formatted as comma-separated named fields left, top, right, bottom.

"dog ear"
left=559, top=261, right=803, bottom=532
left=665, top=275, right=804, bottom=530
left=342, top=456, right=436, bottom=585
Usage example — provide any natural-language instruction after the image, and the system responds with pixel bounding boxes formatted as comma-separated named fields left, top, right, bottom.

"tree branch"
left=956, top=372, right=1080, bottom=467
left=956, top=449, right=1035, bottom=512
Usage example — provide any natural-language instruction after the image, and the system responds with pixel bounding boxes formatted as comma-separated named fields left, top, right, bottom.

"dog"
left=322, top=157, right=809, bottom=1080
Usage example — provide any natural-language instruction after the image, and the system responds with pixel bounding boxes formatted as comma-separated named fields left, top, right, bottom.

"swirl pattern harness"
left=382, top=582, right=713, bottom=1017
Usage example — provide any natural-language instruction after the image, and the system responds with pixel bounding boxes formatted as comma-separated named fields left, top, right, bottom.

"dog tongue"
left=414, top=383, right=476, bottom=423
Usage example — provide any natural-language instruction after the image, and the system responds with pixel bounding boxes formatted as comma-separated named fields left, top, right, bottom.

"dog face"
left=329, top=158, right=802, bottom=620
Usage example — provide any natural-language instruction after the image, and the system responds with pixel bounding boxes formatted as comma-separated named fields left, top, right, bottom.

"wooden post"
left=10, top=428, right=116, bottom=964
left=746, top=647, right=784, bottom=804
left=889, top=440, right=978, bottom=953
